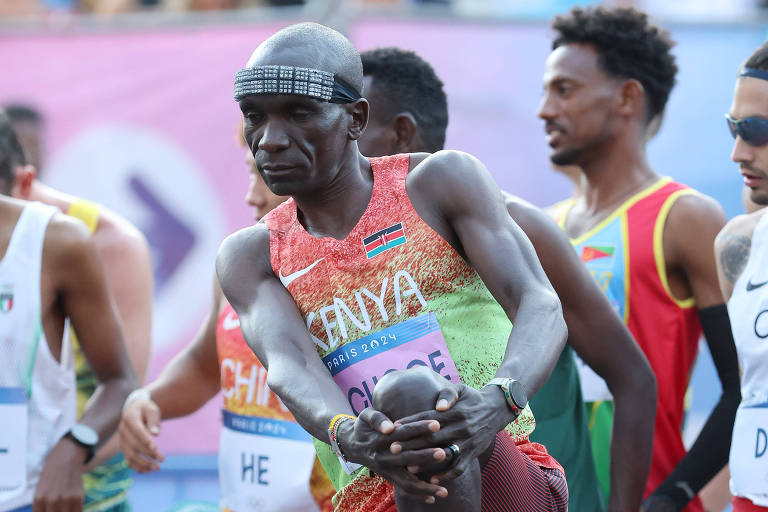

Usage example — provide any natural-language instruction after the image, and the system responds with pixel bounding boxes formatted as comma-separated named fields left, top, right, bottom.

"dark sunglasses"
left=726, top=114, right=768, bottom=147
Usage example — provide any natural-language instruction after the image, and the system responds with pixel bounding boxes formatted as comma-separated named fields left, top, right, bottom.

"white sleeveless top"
left=0, top=202, right=77, bottom=512
left=728, top=210, right=768, bottom=506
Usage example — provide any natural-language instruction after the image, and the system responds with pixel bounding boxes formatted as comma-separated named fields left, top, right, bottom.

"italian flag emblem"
left=0, top=292, right=13, bottom=313
left=581, top=245, right=615, bottom=263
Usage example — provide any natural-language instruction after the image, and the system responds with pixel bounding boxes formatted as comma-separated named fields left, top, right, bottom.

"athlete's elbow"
left=628, top=361, right=657, bottom=413
left=538, top=289, right=568, bottom=349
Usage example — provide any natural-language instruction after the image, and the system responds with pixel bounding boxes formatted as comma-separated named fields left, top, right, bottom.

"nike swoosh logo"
left=747, top=278, right=768, bottom=292
left=222, top=311, right=240, bottom=331
left=279, top=257, right=325, bottom=288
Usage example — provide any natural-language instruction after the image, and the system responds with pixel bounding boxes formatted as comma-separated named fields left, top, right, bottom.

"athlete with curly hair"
left=540, top=7, right=741, bottom=511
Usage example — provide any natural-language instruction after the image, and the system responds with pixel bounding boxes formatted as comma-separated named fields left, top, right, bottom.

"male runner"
left=538, top=7, right=741, bottom=511
left=119, top=126, right=334, bottom=512
left=0, top=112, right=136, bottom=512
left=713, top=42, right=768, bottom=512
left=4, top=104, right=153, bottom=512
left=358, top=46, right=656, bottom=512
left=218, top=22, right=569, bottom=511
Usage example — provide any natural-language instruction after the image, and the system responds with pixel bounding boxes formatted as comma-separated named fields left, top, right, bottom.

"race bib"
left=219, top=411, right=318, bottom=512
left=322, top=312, right=461, bottom=415
left=729, top=402, right=768, bottom=505
left=0, top=387, right=27, bottom=491
left=574, top=353, right=613, bottom=403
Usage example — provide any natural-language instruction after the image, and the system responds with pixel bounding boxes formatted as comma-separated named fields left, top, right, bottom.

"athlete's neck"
left=292, top=149, right=373, bottom=240
left=579, top=138, right=658, bottom=213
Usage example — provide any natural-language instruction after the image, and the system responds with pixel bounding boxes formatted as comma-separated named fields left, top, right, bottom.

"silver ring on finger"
left=445, top=443, right=460, bottom=462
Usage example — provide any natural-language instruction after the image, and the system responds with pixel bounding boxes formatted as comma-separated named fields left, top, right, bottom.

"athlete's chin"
left=550, top=148, right=581, bottom=167
left=750, top=188, right=768, bottom=207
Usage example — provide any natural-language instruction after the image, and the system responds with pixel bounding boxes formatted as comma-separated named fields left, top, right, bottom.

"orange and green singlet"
left=263, top=154, right=558, bottom=504
left=553, top=178, right=703, bottom=512
left=216, top=302, right=334, bottom=511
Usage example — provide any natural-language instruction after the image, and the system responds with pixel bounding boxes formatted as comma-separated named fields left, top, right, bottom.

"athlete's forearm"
left=80, top=373, right=137, bottom=450
left=608, top=376, right=656, bottom=512
left=147, top=347, right=221, bottom=420
left=265, top=354, right=356, bottom=442
left=494, top=288, right=567, bottom=400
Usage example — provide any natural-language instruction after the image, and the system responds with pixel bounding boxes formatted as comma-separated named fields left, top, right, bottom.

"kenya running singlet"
left=727, top=211, right=768, bottom=509
left=66, top=199, right=131, bottom=512
left=555, top=178, right=703, bottom=511
left=264, top=155, right=561, bottom=508
left=216, top=302, right=334, bottom=512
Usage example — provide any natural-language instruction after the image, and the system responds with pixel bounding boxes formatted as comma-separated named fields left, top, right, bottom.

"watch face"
left=508, top=380, right=528, bottom=409
left=71, top=424, right=99, bottom=447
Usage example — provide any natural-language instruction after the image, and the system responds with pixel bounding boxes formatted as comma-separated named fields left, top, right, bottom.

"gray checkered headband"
left=234, top=65, right=362, bottom=103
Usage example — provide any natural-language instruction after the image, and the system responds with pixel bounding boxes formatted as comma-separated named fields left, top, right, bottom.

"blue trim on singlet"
left=221, top=410, right=311, bottom=442
left=321, top=312, right=440, bottom=376
left=0, top=387, right=27, bottom=404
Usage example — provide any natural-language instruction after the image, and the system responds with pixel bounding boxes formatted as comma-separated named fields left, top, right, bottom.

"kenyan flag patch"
left=0, top=285, right=13, bottom=313
left=581, top=245, right=615, bottom=263
left=363, top=223, right=406, bottom=259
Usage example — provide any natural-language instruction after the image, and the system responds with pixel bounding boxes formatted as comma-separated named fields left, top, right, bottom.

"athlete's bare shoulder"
left=502, top=192, right=537, bottom=215
left=502, top=192, right=562, bottom=242
left=44, top=211, right=94, bottom=260
left=715, top=209, right=767, bottom=295
left=662, top=190, right=727, bottom=270
left=665, top=190, right=727, bottom=235
left=407, top=150, right=496, bottom=198
left=216, top=223, right=273, bottom=300
left=91, top=206, right=150, bottom=264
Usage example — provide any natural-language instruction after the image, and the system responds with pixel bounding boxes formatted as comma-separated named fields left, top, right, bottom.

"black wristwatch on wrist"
left=484, top=378, right=528, bottom=417
left=64, top=423, right=99, bottom=464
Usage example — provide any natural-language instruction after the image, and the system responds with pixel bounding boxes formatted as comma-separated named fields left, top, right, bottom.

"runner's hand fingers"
left=119, top=423, right=162, bottom=465
left=358, top=408, right=395, bottom=434
left=119, top=424, right=162, bottom=471
left=119, top=405, right=163, bottom=460
left=143, top=401, right=162, bottom=436
left=428, top=456, right=471, bottom=485
left=435, top=386, right=459, bottom=411
left=124, top=450, right=159, bottom=473
left=385, top=469, right=448, bottom=502
left=389, top=423, right=469, bottom=453
left=377, top=446, right=446, bottom=468
left=387, top=420, right=440, bottom=447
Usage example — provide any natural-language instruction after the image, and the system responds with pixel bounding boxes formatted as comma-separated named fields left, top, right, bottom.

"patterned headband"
left=234, top=65, right=361, bottom=103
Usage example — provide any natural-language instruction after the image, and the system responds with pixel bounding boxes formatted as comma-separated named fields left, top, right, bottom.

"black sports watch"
left=484, top=378, right=528, bottom=417
left=65, top=423, right=99, bottom=464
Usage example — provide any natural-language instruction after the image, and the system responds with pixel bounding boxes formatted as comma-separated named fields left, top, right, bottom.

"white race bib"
left=0, top=387, right=27, bottom=491
left=574, top=354, right=613, bottom=403
left=218, top=411, right=318, bottom=512
left=730, top=402, right=768, bottom=505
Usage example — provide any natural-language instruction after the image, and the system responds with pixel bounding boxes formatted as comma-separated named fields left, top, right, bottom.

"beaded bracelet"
left=328, top=414, right=361, bottom=475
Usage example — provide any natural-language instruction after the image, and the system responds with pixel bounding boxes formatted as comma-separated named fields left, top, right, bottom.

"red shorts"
left=333, top=432, right=568, bottom=512
left=733, top=496, right=768, bottom=512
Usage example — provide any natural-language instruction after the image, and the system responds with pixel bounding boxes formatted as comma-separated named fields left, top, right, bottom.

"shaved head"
left=245, top=23, right=363, bottom=94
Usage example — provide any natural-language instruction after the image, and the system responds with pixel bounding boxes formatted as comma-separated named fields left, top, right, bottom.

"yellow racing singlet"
left=67, top=199, right=132, bottom=512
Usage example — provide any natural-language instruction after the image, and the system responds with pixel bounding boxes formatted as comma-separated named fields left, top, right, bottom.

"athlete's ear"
left=617, top=78, right=645, bottom=120
left=348, top=98, right=370, bottom=140
left=11, top=165, right=36, bottom=200
left=392, top=112, right=422, bottom=154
